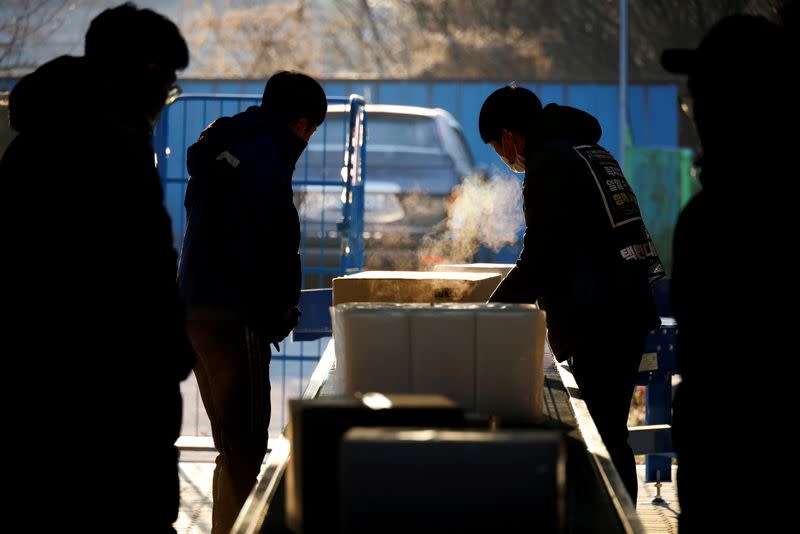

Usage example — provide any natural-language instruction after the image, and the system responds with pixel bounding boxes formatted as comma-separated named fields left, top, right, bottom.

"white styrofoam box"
left=476, top=303, right=546, bottom=421
left=333, top=303, right=546, bottom=421
left=409, top=307, right=477, bottom=411
left=332, top=303, right=413, bottom=395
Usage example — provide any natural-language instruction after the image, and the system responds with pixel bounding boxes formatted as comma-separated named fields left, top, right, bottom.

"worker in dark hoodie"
left=177, top=70, right=326, bottom=533
left=480, top=85, right=663, bottom=504
left=0, top=3, right=193, bottom=532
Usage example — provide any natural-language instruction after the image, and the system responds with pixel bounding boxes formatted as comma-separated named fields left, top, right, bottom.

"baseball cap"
left=661, top=14, right=781, bottom=76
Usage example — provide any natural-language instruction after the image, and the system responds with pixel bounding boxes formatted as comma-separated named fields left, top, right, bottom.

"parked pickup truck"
left=295, top=104, right=476, bottom=287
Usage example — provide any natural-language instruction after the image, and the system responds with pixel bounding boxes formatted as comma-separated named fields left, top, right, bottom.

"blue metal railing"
left=630, top=277, right=677, bottom=483
left=339, top=95, right=367, bottom=273
left=153, top=93, right=367, bottom=286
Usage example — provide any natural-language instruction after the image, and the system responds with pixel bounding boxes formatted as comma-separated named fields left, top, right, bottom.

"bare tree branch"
left=0, top=0, right=73, bottom=77
left=171, top=0, right=798, bottom=80
left=185, top=0, right=316, bottom=78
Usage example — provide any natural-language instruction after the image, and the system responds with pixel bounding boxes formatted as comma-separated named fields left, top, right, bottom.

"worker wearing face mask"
left=479, top=85, right=664, bottom=504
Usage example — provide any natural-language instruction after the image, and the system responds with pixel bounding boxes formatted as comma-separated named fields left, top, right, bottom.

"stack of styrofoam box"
left=332, top=302, right=546, bottom=421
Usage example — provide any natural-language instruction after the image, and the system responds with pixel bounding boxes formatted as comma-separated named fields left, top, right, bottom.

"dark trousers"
left=569, top=331, right=645, bottom=504
left=188, top=320, right=272, bottom=534
left=672, top=379, right=776, bottom=532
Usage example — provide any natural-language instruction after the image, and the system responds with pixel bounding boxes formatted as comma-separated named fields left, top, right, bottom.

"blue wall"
left=178, top=79, right=679, bottom=167
left=2, top=77, right=679, bottom=166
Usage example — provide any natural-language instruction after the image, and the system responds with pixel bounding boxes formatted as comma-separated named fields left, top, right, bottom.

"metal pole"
left=619, top=0, right=628, bottom=169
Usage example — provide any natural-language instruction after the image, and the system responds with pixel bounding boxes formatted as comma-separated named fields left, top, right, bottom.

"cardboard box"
left=340, top=427, right=565, bottom=533
left=433, top=262, right=517, bottom=280
left=285, top=394, right=463, bottom=534
left=332, top=270, right=502, bottom=305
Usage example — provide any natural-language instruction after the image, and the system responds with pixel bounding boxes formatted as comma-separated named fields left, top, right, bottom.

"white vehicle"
left=296, top=104, right=476, bottom=279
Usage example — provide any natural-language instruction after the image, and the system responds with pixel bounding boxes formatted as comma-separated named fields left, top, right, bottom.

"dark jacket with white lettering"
left=490, top=104, right=663, bottom=361
left=177, top=106, right=305, bottom=338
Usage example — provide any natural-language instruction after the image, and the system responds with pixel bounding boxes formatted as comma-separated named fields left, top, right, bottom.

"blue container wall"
left=178, top=80, right=679, bottom=166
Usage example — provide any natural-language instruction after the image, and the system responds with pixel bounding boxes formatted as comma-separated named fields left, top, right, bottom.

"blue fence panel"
left=565, top=84, right=594, bottom=111
left=539, top=83, right=567, bottom=106
left=153, top=94, right=365, bottom=282
left=595, top=85, right=621, bottom=160
left=628, top=85, right=647, bottom=145
left=353, top=81, right=380, bottom=104
left=183, top=80, right=216, bottom=93
left=565, top=84, right=619, bottom=159
left=321, top=81, right=349, bottom=100
left=431, top=81, right=461, bottom=118
left=628, top=84, right=680, bottom=147
left=458, top=81, right=503, bottom=171
left=212, top=80, right=245, bottom=93
left=338, top=96, right=368, bottom=274
left=645, top=85, right=679, bottom=147
left=379, top=81, right=430, bottom=107
left=152, top=95, right=367, bottom=290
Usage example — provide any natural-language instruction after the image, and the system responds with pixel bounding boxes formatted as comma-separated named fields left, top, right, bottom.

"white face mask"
left=502, top=153, right=526, bottom=173
left=500, top=138, right=526, bottom=173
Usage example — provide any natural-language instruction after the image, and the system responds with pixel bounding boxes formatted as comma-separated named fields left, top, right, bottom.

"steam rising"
left=368, top=279, right=474, bottom=302
left=419, top=173, right=524, bottom=266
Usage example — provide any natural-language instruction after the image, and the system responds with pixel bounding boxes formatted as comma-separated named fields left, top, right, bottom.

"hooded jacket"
left=490, top=104, right=663, bottom=361
left=177, top=105, right=306, bottom=334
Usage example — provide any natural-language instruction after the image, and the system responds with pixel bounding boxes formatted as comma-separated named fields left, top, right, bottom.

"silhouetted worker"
left=0, top=3, right=193, bottom=532
left=480, top=86, right=664, bottom=503
left=177, top=71, right=326, bottom=533
left=662, top=14, right=793, bottom=532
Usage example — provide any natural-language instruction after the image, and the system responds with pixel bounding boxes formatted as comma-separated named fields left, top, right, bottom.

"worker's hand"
left=248, top=306, right=301, bottom=349
left=274, top=306, right=300, bottom=352
left=278, top=306, right=300, bottom=337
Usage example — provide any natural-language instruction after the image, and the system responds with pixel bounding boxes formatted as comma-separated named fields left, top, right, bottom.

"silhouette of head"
left=479, top=85, right=542, bottom=173
left=261, top=71, right=327, bottom=142
left=661, top=15, right=788, bottom=157
left=85, top=2, right=189, bottom=123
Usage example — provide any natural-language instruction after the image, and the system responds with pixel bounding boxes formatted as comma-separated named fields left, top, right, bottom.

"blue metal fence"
left=152, top=93, right=367, bottom=285
left=154, top=93, right=367, bottom=436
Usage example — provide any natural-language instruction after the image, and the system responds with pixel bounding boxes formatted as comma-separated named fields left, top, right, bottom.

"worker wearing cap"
left=662, top=14, right=793, bottom=531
